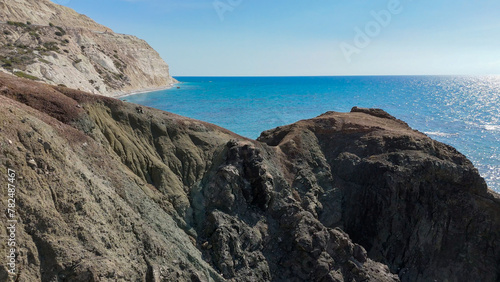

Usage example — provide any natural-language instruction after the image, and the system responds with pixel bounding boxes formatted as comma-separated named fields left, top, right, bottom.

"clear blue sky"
left=58, top=0, right=500, bottom=76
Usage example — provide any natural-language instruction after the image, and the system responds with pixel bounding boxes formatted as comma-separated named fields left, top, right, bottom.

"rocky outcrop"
left=0, top=0, right=176, bottom=97
left=258, top=109, right=500, bottom=281
left=0, top=73, right=499, bottom=281
left=0, top=0, right=111, bottom=32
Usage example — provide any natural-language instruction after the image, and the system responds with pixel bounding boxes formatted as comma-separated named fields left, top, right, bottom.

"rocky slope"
left=0, top=73, right=499, bottom=282
left=0, top=0, right=176, bottom=97
left=0, top=0, right=111, bottom=32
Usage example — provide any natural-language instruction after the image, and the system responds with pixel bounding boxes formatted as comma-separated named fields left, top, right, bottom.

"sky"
left=57, top=0, right=500, bottom=76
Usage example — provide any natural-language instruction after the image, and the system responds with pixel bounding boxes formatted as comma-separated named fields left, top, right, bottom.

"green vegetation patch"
left=29, top=30, right=39, bottom=38
left=38, top=58, right=51, bottom=64
left=7, top=21, right=27, bottom=28
left=54, top=26, right=67, bottom=37
left=0, top=54, right=34, bottom=69
left=43, top=42, right=60, bottom=52
left=0, top=57, right=13, bottom=68
left=14, top=71, right=39, bottom=81
left=56, top=26, right=66, bottom=35
left=113, top=72, right=126, bottom=80
left=15, top=44, right=29, bottom=49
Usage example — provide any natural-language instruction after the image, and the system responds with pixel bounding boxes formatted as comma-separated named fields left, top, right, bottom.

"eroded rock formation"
left=0, top=74, right=499, bottom=281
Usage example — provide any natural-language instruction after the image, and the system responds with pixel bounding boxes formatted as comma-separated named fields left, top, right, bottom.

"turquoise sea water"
left=123, top=76, right=500, bottom=192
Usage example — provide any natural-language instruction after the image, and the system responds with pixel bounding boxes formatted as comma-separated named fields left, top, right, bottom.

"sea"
left=122, top=76, right=500, bottom=192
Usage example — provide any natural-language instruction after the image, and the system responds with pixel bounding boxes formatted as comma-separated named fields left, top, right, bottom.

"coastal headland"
left=0, top=73, right=499, bottom=281
left=0, top=0, right=499, bottom=281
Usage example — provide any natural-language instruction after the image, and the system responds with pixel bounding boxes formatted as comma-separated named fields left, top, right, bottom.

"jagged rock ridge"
left=0, top=74, right=499, bottom=281
left=0, top=0, right=176, bottom=97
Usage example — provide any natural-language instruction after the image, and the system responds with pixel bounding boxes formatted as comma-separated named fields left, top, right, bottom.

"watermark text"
left=340, top=0, right=405, bottom=63
left=5, top=168, right=17, bottom=276
left=213, top=0, right=243, bottom=21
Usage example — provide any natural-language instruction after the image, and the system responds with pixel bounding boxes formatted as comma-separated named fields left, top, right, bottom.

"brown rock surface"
left=0, top=73, right=499, bottom=281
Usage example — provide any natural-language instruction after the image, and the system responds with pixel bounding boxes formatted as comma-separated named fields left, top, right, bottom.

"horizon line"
left=172, top=74, right=500, bottom=78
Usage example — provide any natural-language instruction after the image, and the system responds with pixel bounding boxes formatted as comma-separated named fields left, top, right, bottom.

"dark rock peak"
left=350, top=106, right=397, bottom=120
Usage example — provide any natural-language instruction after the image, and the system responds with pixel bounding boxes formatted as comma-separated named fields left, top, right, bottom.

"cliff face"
left=0, top=74, right=499, bottom=282
left=0, top=0, right=176, bottom=97
left=258, top=107, right=500, bottom=281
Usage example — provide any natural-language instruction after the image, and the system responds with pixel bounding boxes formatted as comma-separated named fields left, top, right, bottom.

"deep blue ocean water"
left=123, top=76, right=500, bottom=192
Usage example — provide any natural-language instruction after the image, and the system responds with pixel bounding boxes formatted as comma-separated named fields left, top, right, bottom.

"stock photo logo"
left=339, top=0, right=407, bottom=63
left=213, top=0, right=243, bottom=21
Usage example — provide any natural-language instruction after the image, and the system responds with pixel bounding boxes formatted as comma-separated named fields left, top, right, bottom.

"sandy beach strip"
left=114, top=82, right=179, bottom=99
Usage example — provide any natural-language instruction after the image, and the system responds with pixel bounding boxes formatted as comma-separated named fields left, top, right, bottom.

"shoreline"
left=114, top=82, right=179, bottom=99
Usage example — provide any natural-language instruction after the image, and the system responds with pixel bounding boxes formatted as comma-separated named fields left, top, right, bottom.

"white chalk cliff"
left=0, top=0, right=176, bottom=96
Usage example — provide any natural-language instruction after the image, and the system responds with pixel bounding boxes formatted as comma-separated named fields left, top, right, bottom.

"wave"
left=424, top=131, right=459, bottom=137
left=483, top=124, right=500, bottom=131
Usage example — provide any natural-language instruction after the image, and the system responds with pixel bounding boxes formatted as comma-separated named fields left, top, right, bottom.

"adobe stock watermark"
left=213, top=0, right=243, bottom=21
left=52, top=0, right=71, bottom=5
left=5, top=168, right=17, bottom=276
left=339, top=0, right=406, bottom=63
